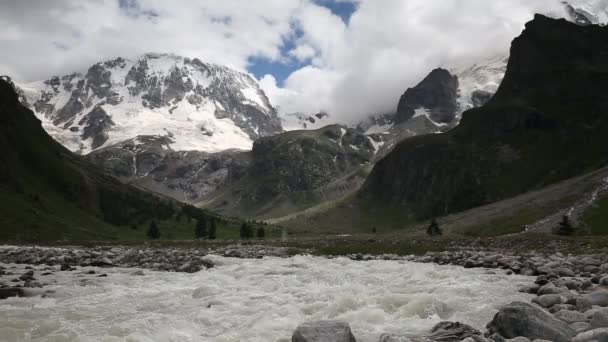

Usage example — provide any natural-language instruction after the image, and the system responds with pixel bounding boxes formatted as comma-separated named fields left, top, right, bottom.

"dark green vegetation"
left=357, top=15, right=608, bottom=223
left=0, top=77, right=238, bottom=241
left=555, top=215, right=575, bottom=236
left=203, top=125, right=375, bottom=219
left=581, top=193, right=608, bottom=235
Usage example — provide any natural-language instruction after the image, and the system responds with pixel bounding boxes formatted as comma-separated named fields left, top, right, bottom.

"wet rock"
left=549, top=304, right=577, bottom=314
left=571, top=322, right=590, bottom=332
left=506, top=337, right=531, bottom=342
left=378, top=334, right=412, bottom=342
left=487, top=302, right=576, bottom=342
left=60, top=263, right=74, bottom=271
left=0, top=287, right=24, bottom=299
left=131, top=270, right=145, bottom=276
left=572, top=328, right=608, bottom=342
left=532, top=294, right=563, bottom=308
left=23, top=281, right=42, bottom=288
left=591, top=310, right=608, bottom=329
left=599, top=277, right=608, bottom=286
left=586, top=290, right=608, bottom=307
left=292, top=320, right=356, bottom=342
left=576, top=298, right=593, bottom=312
left=428, top=321, right=481, bottom=342
left=519, top=285, right=540, bottom=294
left=558, top=268, right=575, bottom=277
left=553, top=310, right=588, bottom=324
left=18, top=270, right=35, bottom=282
left=91, top=257, right=113, bottom=267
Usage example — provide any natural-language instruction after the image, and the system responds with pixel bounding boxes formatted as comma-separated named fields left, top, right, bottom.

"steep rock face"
left=18, top=53, right=281, bottom=154
left=88, top=125, right=376, bottom=218
left=201, top=125, right=377, bottom=218
left=359, top=15, right=608, bottom=219
left=87, top=137, right=250, bottom=203
left=395, top=68, right=459, bottom=124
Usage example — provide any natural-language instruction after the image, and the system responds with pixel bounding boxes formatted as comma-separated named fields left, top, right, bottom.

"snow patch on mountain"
left=19, top=54, right=282, bottom=154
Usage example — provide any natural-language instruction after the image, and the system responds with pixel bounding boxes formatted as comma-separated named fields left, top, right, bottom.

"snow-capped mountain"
left=565, top=0, right=608, bottom=25
left=18, top=53, right=282, bottom=154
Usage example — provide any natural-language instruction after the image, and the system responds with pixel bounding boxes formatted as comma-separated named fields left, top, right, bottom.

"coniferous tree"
left=426, top=218, right=442, bottom=237
left=147, top=220, right=161, bottom=240
left=257, top=226, right=265, bottom=239
left=556, top=215, right=575, bottom=236
left=195, top=217, right=208, bottom=239
left=240, top=222, right=249, bottom=239
left=208, top=218, right=217, bottom=240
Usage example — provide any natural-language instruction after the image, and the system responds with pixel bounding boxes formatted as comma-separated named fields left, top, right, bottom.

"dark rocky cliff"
left=359, top=15, right=608, bottom=219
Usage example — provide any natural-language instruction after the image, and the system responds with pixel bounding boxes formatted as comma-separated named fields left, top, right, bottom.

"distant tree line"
left=239, top=221, right=266, bottom=240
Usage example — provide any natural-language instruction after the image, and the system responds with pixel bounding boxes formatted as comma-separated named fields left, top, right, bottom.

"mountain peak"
left=18, top=54, right=282, bottom=154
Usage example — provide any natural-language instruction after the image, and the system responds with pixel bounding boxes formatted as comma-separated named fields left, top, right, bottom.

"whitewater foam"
left=0, top=255, right=533, bottom=342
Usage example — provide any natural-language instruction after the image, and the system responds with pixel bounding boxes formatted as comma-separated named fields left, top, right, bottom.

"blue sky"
left=248, top=0, right=358, bottom=86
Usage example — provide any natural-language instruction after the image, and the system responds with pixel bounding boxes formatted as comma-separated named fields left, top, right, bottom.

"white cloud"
left=271, top=0, right=570, bottom=123
left=0, top=0, right=579, bottom=123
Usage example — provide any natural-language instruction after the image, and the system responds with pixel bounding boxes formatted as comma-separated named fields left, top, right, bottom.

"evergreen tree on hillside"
left=556, top=215, right=575, bottom=236
left=208, top=218, right=217, bottom=240
left=426, top=218, right=442, bottom=237
left=195, top=217, right=208, bottom=239
left=147, top=221, right=161, bottom=240
left=257, top=226, right=265, bottom=239
left=240, top=222, right=252, bottom=239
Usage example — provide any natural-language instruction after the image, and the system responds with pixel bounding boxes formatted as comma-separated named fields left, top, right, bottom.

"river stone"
left=506, top=338, right=530, bottom=342
left=538, top=284, right=568, bottom=296
left=428, top=321, right=480, bottom=342
left=600, top=277, right=608, bottom=286
left=377, top=334, right=412, bottom=342
left=487, top=302, right=576, bottom=342
left=0, top=287, right=24, bottom=299
left=553, top=310, right=588, bottom=324
left=292, top=321, right=356, bottom=342
left=532, top=294, right=563, bottom=308
left=572, top=328, right=608, bottom=342
left=577, top=298, right=593, bottom=312
left=559, top=268, right=575, bottom=277
left=586, top=290, right=608, bottom=307
left=571, top=322, right=591, bottom=332
left=591, top=310, right=608, bottom=328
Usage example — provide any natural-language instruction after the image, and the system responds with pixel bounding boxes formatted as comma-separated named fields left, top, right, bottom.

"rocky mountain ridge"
left=359, top=14, right=608, bottom=219
left=18, top=53, right=282, bottom=154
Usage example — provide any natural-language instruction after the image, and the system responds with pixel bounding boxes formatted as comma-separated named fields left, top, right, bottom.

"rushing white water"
left=0, top=255, right=533, bottom=342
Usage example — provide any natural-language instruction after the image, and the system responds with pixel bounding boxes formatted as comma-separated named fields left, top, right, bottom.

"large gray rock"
left=532, top=294, right=563, bottom=308
left=0, top=287, right=24, bottom=299
left=292, top=321, right=356, bottom=342
left=572, top=328, right=608, bottom=342
left=586, top=290, right=608, bottom=307
left=428, top=321, right=480, bottom=342
left=487, top=302, right=576, bottom=342
left=553, top=310, right=588, bottom=324
left=591, top=309, right=608, bottom=328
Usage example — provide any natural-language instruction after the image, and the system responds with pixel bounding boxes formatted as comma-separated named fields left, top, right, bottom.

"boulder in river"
left=486, top=302, right=576, bottom=342
left=0, top=287, right=25, bottom=299
left=428, top=321, right=481, bottom=342
left=292, top=320, right=356, bottom=342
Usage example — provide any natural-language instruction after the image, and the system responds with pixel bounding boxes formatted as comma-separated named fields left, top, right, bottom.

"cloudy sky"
left=0, top=0, right=582, bottom=122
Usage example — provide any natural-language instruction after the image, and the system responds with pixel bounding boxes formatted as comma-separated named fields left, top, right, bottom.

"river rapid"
left=0, top=255, right=533, bottom=342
